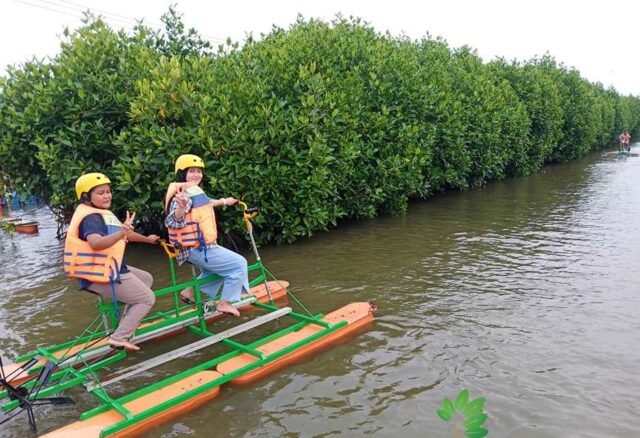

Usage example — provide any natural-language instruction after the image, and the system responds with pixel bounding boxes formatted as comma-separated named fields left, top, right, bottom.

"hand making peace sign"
left=122, top=211, right=136, bottom=237
left=175, top=186, right=188, bottom=209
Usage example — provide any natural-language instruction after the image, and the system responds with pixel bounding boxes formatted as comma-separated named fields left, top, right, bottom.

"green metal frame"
left=1, top=249, right=354, bottom=437
left=5, top=258, right=269, bottom=382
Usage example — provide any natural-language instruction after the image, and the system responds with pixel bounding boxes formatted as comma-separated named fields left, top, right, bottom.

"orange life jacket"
left=64, top=204, right=126, bottom=283
left=164, top=183, right=217, bottom=248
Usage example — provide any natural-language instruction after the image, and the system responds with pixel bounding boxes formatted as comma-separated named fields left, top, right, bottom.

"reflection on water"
left=1, top=147, right=640, bottom=437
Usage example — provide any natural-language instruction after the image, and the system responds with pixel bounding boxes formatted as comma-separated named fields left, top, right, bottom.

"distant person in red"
left=623, top=131, right=631, bottom=151
left=619, top=131, right=631, bottom=152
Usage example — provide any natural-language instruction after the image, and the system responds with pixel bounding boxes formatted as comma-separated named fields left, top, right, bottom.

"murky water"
left=1, top=147, right=640, bottom=437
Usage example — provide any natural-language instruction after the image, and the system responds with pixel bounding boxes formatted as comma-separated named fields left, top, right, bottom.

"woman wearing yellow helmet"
left=64, top=172, right=160, bottom=351
left=164, top=154, right=249, bottom=317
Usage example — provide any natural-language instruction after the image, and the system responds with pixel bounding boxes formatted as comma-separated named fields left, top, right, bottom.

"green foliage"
left=488, top=55, right=564, bottom=170
left=0, top=61, right=54, bottom=199
left=1, top=11, right=640, bottom=244
left=0, top=220, right=16, bottom=237
left=145, top=5, right=214, bottom=58
left=0, top=15, right=160, bottom=211
left=0, top=171, right=10, bottom=195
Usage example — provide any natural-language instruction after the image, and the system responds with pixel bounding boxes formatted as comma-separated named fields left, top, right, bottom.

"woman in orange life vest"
left=164, top=154, right=249, bottom=317
left=64, top=172, right=159, bottom=351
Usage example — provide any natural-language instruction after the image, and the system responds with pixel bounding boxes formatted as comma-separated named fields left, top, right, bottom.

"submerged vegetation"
left=1, top=9, right=639, bottom=243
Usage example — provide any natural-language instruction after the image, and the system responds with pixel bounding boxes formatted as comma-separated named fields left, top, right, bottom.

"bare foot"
left=108, top=337, right=140, bottom=351
left=217, top=300, right=240, bottom=317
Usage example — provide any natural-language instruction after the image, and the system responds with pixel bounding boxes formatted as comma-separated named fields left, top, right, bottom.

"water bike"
left=0, top=202, right=376, bottom=437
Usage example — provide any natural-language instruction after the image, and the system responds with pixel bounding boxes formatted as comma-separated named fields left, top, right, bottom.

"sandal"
left=180, top=295, right=196, bottom=306
left=180, top=287, right=196, bottom=306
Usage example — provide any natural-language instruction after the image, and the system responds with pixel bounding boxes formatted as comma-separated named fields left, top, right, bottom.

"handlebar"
left=159, top=239, right=179, bottom=259
left=238, top=201, right=260, bottom=232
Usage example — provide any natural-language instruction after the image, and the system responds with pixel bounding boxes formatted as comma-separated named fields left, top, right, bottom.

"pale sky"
left=2, top=0, right=638, bottom=95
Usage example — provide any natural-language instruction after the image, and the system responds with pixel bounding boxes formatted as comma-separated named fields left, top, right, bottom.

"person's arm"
left=86, top=230, right=127, bottom=250
left=210, top=197, right=239, bottom=208
left=127, top=231, right=160, bottom=244
left=82, top=213, right=130, bottom=250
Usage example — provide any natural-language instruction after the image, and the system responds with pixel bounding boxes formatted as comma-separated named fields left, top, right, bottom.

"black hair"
left=176, top=169, right=187, bottom=183
left=176, top=167, right=204, bottom=182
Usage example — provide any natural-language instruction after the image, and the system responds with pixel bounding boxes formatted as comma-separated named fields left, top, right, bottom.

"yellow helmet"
left=175, top=154, right=205, bottom=173
left=75, top=172, right=111, bottom=200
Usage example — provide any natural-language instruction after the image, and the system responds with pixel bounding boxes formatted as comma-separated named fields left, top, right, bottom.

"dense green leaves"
left=1, top=13, right=639, bottom=243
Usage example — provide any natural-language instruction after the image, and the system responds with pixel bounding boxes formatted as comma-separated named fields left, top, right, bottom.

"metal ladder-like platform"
left=58, top=296, right=258, bottom=368
left=85, top=306, right=291, bottom=392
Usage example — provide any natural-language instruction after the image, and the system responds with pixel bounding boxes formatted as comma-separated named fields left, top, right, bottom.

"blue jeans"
left=187, top=245, right=249, bottom=302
